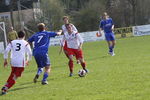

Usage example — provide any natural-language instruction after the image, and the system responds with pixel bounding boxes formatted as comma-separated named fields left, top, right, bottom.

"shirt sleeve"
left=60, top=35, right=66, bottom=46
left=28, top=35, right=34, bottom=43
left=48, top=32, right=57, bottom=37
left=100, top=20, right=103, bottom=29
left=25, top=44, right=32, bottom=61
left=76, top=33, right=83, bottom=44
left=110, top=18, right=114, bottom=25
left=3, top=43, right=12, bottom=59
left=71, top=24, right=78, bottom=33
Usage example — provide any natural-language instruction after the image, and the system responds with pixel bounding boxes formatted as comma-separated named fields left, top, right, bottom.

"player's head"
left=102, top=12, right=109, bottom=19
left=63, top=16, right=69, bottom=24
left=9, top=26, right=14, bottom=31
left=37, top=23, right=45, bottom=32
left=65, top=24, right=72, bottom=33
left=18, top=31, right=25, bottom=39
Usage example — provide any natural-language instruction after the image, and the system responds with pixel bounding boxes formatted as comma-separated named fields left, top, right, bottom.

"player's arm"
left=71, top=24, right=78, bottom=33
left=76, top=33, right=83, bottom=50
left=28, top=34, right=35, bottom=43
left=98, top=21, right=103, bottom=37
left=25, top=44, right=32, bottom=66
left=49, top=30, right=62, bottom=37
left=59, top=35, right=65, bottom=54
left=3, top=43, right=11, bottom=67
left=111, top=18, right=115, bottom=31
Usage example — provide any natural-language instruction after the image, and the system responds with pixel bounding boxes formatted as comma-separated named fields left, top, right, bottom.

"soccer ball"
left=78, top=69, right=86, bottom=77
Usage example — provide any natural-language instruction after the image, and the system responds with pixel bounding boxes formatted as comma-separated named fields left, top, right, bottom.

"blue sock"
left=42, top=72, right=49, bottom=82
left=109, top=45, right=114, bottom=53
left=37, top=68, right=43, bottom=75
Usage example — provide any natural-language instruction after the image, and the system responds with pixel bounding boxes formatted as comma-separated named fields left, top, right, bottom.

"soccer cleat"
left=41, top=81, right=48, bottom=85
left=108, top=52, right=115, bottom=56
left=33, top=74, right=39, bottom=83
left=69, top=73, right=73, bottom=77
left=111, top=52, right=115, bottom=56
left=1, top=87, right=7, bottom=95
left=84, top=69, right=89, bottom=73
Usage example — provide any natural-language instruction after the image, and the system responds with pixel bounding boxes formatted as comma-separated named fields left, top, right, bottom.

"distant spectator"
left=8, top=27, right=18, bottom=42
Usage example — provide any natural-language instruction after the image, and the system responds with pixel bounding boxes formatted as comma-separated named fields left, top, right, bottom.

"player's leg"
left=67, top=48, right=75, bottom=76
left=1, top=67, right=15, bottom=94
left=109, top=33, right=116, bottom=56
left=33, top=54, right=44, bottom=83
left=41, top=54, right=51, bottom=85
left=75, top=49, right=88, bottom=73
left=68, top=55, right=74, bottom=76
left=1, top=67, right=24, bottom=94
left=105, top=33, right=115, bottom=55
left=107, top=41, right=112, bottom=53
left=105, top=33, right=112, bottom=54
left=41, top=66, right=51, bottom=85
left=63, top=41, right=69, bottom=59
left=63, top=49, right=69, bottom=59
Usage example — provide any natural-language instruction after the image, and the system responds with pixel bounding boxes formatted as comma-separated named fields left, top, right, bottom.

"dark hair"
left=18, top=31, right=25, bottom=38
left=65, top=23, right=72, bottom=29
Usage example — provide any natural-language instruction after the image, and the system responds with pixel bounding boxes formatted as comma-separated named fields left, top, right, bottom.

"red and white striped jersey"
left=62, top=31, right=83, bottom=49
left=62, top=24, right=78, bottom=33
left=4, top=39, right=32, bottom=67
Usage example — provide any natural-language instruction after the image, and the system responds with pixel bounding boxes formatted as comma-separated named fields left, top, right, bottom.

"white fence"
left=132, top=24, right=150, bottom=36
left=50, top=31, right=105, bottom=46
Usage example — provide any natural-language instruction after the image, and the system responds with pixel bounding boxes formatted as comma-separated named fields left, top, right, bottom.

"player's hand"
left=59, top=46, right=63, bottom=55
left=78, top=46, right=81, bottom=51
left=4, top=60, right=8, bottom=67
left=26, top=61, right=29, bottom=66
left=96, top=32, right=102, bottom=37
left=57, top=30, right=62, bottom=36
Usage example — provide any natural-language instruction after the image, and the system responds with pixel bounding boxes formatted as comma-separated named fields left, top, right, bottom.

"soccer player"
left=99, top=12, right=116, bottom=56
left=61, top=23, right=88, bottom=77
left=28, top=23, right=62, bottom=85
left=1, top=31, right=32, bottom=95
left=61, top=16, right=80, bottom=64
left=7, top=26, right=18, bottom=42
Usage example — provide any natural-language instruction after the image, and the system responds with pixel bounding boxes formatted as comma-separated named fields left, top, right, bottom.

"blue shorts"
left=34, top=53, right=51, bottom=68
left=105, top=32, right=115, bottom=41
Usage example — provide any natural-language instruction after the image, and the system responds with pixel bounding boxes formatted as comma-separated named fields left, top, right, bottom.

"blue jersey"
left=28, top=31, right=57, bottom=56
left=100, top=18, right=114, bottom=33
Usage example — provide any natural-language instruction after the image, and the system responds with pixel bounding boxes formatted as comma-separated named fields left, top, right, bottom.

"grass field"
left=0, top=35, right=150, bottom=100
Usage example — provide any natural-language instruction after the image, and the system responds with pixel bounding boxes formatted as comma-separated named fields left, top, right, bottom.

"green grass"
left=0, top=35, right=150, bottom=100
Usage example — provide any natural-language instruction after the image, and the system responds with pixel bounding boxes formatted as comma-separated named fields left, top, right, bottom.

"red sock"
left=5, top=74, right=16, bottom=89
left=68, top=60, right=73, bottom=73
left=81, top=62, right=86, bottom=69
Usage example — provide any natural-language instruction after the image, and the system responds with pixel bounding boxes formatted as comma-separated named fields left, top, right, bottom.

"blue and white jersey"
left=28, top=31, right=57, bottom=56
left=99, top=18, right=114, bottom=33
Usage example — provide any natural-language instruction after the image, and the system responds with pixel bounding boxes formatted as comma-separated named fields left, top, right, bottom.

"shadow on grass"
left=86, top=55, right=108, bottom=61
left=17, top=81, right=34, bottom=86
left=9, top=85, right=36, bottom=92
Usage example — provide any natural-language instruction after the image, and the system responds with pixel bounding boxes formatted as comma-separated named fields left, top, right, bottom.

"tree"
left=73, top=0, right=106, bottom=32
left=40, top=0, right=65, bottom=30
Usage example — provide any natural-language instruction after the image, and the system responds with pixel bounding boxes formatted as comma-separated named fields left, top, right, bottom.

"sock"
left=37, top=68, right=43, bottom=75
left=109, top=45, right=114, bottom=53
left=81, top=62, right=86, bottom=69
left=68, top=60, right=73, bottom=73
left=5, top=74, right=16, bottom=89
left=42, top=72, right=49, bottom=82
